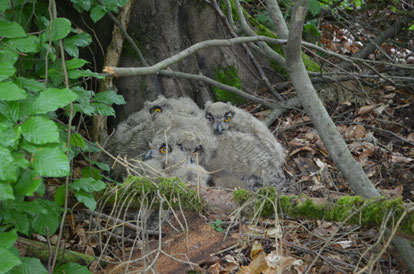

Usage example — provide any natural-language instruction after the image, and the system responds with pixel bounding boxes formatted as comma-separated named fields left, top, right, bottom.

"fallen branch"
left=16, top=237, right=96, bottom=266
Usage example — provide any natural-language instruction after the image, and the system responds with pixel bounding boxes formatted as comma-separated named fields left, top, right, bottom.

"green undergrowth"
left=100, top=176, right=206, bottom=212
left=234, top=187, right=414, bottom=237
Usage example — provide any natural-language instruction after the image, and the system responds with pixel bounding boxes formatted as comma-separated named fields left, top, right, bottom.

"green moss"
left=101, top=176, right=206, bottom=211
left=233, top=188, right=252, bottom=203
left=234, top=188, right=414, bottom=236
left=212, top=65, right=245, bottom=104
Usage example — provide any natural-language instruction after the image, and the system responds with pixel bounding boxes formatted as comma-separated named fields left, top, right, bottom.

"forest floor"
left=56, top=4, right=414, bottom=274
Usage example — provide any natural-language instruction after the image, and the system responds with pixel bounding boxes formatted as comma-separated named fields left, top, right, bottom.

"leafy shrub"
left=0, top=0, right=127, bottom=272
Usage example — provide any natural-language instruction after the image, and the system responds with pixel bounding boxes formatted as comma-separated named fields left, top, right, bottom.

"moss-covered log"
left=234, top=187, right=414, bottom=239
left=16, top=237, right=95, bottom=266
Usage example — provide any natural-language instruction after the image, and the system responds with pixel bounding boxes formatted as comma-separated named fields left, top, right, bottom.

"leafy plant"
left=210, top=219, right=225, bottom=232
left=0, top=0, right=126, bottom=272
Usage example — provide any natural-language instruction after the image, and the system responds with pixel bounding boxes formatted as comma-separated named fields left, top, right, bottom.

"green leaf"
left=70, top=0, right=92, bottom=12
left=308, top=0, right=321, bottom=16
left=0, top=247, right=21, bottom=273
left=71, top=177, right=106, bottom=192
left=10, top=257, right=48, bottom=274
left=0, top=81, right=27, bottom=101
left=6, top=35, right=39, bottom=53
left=54, top=185, right=65, bottom=206
left=21, top=116, right=59, bottom=144
left=1, top=209, right=29, bottom=235
left=64, top=32, right=92, bottom=58
left=0, top=182, right=14, bottom=200
left=0, top=101, right=19, bottom=122
left=0, top=46, right=19, bottom=64
left=0, top=146, right=17, bottom=182
left=14, top=170, right=42, bottom=197
left=70, top=133, right=85, bottom=149
left=0, top=229, right=17, bottom=249
left=94, top=90, right=125, bottom=105
left=68, top=69, right=103, bottom=79
left=55, top=263, right=91, bottom=274
left=15, top=77, right=45, bottom=92
left=42, top=18, right=71, bottom=41
left=93, top=102, right=115, bottom=116
left=73, top=103, right=95, bottom=116
left=0, top=20, right=25, bottom=38
left=0, top=122, right=21, bottom=148
left=7, top=200, right=47, bottom=214
left=0, top=61, right=15, bottom=81
left=31, top=211, right=59, bottom=235
left=0, top=0, right=10, bottom=13
left=30, top=88, right=78, bottom=114
left=65, top=58, right=89, bottom=70
left=90, top=5, right=106, bottom=23
left=74, top=190, right=96, bottom=211
left=33, top=147, right=70, bottom=177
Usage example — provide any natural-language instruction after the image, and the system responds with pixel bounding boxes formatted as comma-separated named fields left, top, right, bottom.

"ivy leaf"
left=90, top=5, right=106, bottom=23
left=0, top=181, right=14, bottom=200
left=0, top=229, right=17, bottom=249
left=6, top=35, right=40, bottom=53
left=0, top=61, right=15, bottom=81
left=0, top=20, right=26, bottom=38
left=0, top=81, right=27, bottom=101
left=64, top=32, right=92, bottom=58
left=71, top=177, right=106, bottom=192
left=41, top=18, right=71, bottom=42
left=33, top=147, right=70, bottom=177
left=30, top=88, right=78, bottom=114
left=94, top=90, right=125, bottom=105
left=10, top=257, right=48, bottom=274
left=21, top=116, right=59, bottom=144
left=0, top=247, right=21, bottom=273
left=0, top=146, right=18, bottom=182
left=74, top=190, right=96, bottom=211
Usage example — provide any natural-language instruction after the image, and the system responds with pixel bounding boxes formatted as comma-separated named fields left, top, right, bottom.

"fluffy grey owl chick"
left=102, top=96, right=206, bottom=175
left=143, top=129, right=210, bottom=186
left=204, top=102, right=286, bottom=190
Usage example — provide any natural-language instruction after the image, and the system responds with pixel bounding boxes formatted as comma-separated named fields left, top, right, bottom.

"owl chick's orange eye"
left=224, top=115, right=231, bottom=122
left=206, top=113, right=214, bottom=123
left=151, top=106, right=163, bottom=114
left=159, top=144, right=171, bottom=154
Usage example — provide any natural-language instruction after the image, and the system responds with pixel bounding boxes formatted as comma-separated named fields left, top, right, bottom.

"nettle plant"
left=0, top=0, right=125, bottom=272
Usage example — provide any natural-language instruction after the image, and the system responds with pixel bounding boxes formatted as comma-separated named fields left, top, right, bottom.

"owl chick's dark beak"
left=144, top=150, right=152, bottom=160
left=214, top=122, right=224, bottom=135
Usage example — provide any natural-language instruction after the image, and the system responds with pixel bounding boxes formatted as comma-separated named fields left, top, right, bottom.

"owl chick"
left=143, top=129, right=210, bottom=186
left=103, top=96, right=211, bottom=179
left=204, top=102, right=286, bottom=190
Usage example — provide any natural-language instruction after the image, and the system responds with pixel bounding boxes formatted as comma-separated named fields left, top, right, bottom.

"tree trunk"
left=109, top=0, right=276, bottom=129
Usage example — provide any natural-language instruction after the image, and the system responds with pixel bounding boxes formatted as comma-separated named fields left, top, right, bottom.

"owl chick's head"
left=204, top=101, right=235, bottom=135
left=144, top=95, right=203, bottom=119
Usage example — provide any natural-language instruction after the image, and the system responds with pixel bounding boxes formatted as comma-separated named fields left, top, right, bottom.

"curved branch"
left=103, top=36, right=286, bottom=77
